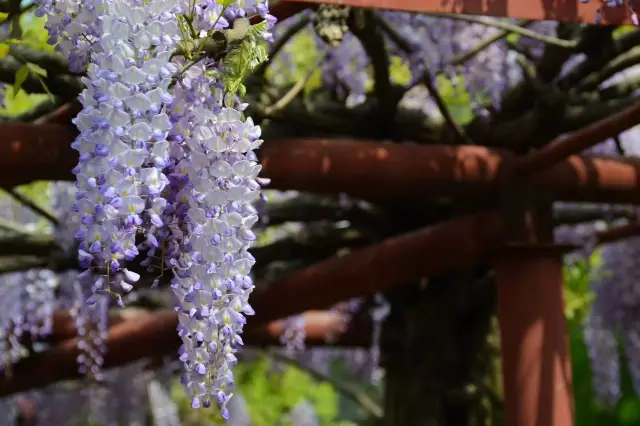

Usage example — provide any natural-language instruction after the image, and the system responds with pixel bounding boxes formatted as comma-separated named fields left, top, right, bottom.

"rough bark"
left=381, top=270, right=498, bottom=426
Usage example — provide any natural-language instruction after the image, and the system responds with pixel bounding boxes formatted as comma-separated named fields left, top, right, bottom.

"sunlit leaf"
left=13, top=64, right=30, bottom=97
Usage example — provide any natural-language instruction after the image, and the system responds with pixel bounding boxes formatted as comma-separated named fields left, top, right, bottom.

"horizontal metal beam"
left=5, top=123, right=640, bottom=205
left=0, top=210, right=504, bottom=396
left=284, top=0, right=633, bottom=25
left=0, top=310, right=369, bottom=396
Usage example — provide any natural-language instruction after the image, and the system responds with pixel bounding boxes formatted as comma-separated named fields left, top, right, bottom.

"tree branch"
left=252, top=226, right=369, bottom=269
left=0, top=310, right=368, bottom=397
left=429, top=14, right=577, bottom=49
left=349, top=9, right=398, bottom=138
left=553, top=203, right=635, bottom=226
left=558, top=29, right=640, bottom=89
left=0, top=234, right=58, bottom=257
left=0, top=56, right=83, bottom=100
left=576, top=45, right=640, bottom=91
left=261, top=47, right=329, bottom=116
left=263, top=194, right=384, bottom=228
left=254, top=12, right=312, bottom=78
left=2, top=98, right=65, bottom=122
left=4, top=187, right=59, bottom=224
left=8, top=45, right=78, bottom=76
left=374, top=11, right=470, bottom=143
left=0, top=256, right=50, bottom=275
left=450, top=20, right=533, bottom=67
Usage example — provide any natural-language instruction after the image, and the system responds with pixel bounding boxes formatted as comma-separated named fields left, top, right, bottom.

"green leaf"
left=13, top=64, right=30, bottom=97
left=26, top=62, right=47, bottom=77
left=618, top=397, right=640, bottom=425
left=0, top=43, right=9, bottom=59
left=0, top=12, right=8, bottom=23
left=215, top=0, right=236, bottom=5
left=248, top=20, right=268, bottom=37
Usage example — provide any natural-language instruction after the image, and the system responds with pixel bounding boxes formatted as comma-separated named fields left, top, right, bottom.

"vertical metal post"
left=495, top=180, right=575, bottom=426
left=495, top=245, right=575, bottom=426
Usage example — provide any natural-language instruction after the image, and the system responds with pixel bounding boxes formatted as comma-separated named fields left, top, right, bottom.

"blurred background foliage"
left=2, top=9, right=640, bottom=426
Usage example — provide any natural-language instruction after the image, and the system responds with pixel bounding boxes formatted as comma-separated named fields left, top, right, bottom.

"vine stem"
left=374, top=11, right=470, bottom=143
left=429, top=13, right=577, bottom=49
left=3, top=187, right=59, bottom=225
left=0, top=217, right=38, bottom=236
left=449, top=20, right=533, bottom=67
left=262, top=47, right=330, bottom=117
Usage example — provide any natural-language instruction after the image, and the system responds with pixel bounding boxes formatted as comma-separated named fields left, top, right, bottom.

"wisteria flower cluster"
left=31, top=0, right=275, bottom=416
left=579, top=0, right=639, bottom=25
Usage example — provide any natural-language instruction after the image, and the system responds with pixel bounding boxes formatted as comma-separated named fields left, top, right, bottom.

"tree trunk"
left=380, top=269, right=499, bottom=426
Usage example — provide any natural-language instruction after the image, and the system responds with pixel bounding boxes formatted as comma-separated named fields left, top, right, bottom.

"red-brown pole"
left=495, top=246, right=574, bottom=426
left=285, top=0, right=631, bottom=25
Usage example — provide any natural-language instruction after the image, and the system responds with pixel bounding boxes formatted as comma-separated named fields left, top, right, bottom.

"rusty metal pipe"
left=0, top=310, right=364, bottom=397
left=495, top=246, right=575, bottom=426
left=43, top=309, right=366, bottom=346
left=0, top=211, right=505, bottom=396
left=6, top=131, right=640, bottom=205
left=285, top=0, right=632, bottom=25
left=516, top=103, right=640, bottom=177
left=261, top=139, right=511, bottom=201
left=250, top=210, right=505, bottom=324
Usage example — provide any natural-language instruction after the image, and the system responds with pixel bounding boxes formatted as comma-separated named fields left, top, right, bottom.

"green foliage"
left=13, top=63, right=30, bottom=96
left=265, top=29, right=321, bottom=93
left=388, top=55, right=411, bottom=86
left=563, top=253, right=599, bottom=322
left=435, top=73, right=475, bottom=125
left=564, top=251, right=640, bottom=426
left=238, top=357, right=339, bottom=426
left=0, top=13, right=53, bottom=116
left=221, top=21, right=269, bottom=100
left=613, top=26, right=637, bottom=38
left=0, top=182, right=53, bottom=233
left=171, top=355, right=359, bottom=426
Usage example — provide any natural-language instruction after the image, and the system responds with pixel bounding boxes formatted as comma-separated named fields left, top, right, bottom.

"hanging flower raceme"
left=37, top=0, right=273, bottom=416
left=34, top=0, right=102, bottom=72
left=166, top=2, right=273, bottom=414
left=69, top=0, right=180, bottom=305
left=171, top=87, right=266, bottom=415
left=280, top=315, right=306, bottom=352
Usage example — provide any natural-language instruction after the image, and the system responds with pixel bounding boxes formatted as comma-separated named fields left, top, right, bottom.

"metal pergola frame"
left=275, top=0, right=636, bottom=25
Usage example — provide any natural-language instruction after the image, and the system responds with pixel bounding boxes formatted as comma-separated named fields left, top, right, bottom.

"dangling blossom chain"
left=34, top=0, right=275, bottom=416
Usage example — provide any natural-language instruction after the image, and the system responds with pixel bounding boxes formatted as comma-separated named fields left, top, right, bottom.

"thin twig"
left=374, top=11, right=470, bottom=143
left=8, top=0, right=21, bottom=39
left=514, top=54, right=545, bottom=92
left=429, top=14, right=577, bottom=50
left=262, top=47, right=329, bottom=116
left=506, top=38, right=537, bottom=64
left=0, top=217, right=38, bottom=236
left=420, top=69, right=471, bottom=143
left=4, top=188, right=59, bottom=225
left=613, top=135, right=625, bottom=156
left=254, top=13, right=312, bottom=77
left=350, top=9, right=397, bottom=137
left=450, top=21, right=533, bottom=67
left=0, top=256, right=50, bottom=276
left=268, top=351, right=383, bottom=419
left=577, top=45, right=640, bottom=91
